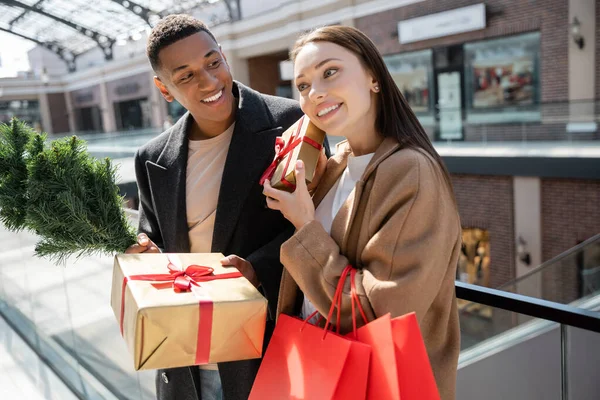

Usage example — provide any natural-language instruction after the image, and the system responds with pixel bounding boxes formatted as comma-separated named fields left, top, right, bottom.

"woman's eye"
left=179, top=73, right=192, bottom=83
left=324, top=68, right=338, bottom=78
left=209, top=60, right=221, bottom=68
left=297, top=83, right=309, bottom=92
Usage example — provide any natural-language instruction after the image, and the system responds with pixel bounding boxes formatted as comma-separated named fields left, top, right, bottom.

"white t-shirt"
left=186, top=122, right=235, bottom=370
left=300, top=152, right=375, bottom=321
left=186, top=123, right=235, bottom=253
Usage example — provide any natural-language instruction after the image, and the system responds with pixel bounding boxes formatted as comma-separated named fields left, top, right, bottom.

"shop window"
left=458, top=228, right=492, bottom=318
left=0, top=99, right=41, bottom=127
left=464, top=32, right=540, bottom=124
left=114, top=97, right=151, bottom=131
left=384, top=49, right=435, bottom=126
left=76, top=106, right=103, bottom=133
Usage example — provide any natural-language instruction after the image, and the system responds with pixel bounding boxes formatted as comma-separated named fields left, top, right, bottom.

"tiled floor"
left=0, top=225, right=155, bottom=400
left=0, top=315, right=78, bottom=400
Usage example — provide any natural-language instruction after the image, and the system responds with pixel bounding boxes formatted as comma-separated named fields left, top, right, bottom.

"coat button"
left=161, top=372, right=169, bottom=384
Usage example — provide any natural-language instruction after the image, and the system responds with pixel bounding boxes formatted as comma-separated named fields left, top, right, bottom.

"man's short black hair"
left=147, top=14, right=218, bottom=73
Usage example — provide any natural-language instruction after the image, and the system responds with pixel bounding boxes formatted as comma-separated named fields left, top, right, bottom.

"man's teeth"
left=318, top=104, right=340, bottom=117
left=202, top=90, right=223, bottom=103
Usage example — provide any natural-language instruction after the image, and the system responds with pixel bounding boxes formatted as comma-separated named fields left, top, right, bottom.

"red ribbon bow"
left=258, top=116, right=323, bottom=188
left=120, top=258, right=242, bottom=333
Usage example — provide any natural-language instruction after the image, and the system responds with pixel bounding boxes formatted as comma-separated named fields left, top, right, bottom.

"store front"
left=71, top=86, right=104, bottom=133
left=0, top=99, right=41, bottom=128
left=383, top=32, right=541, bottom=140
left=458, top=227, right=492, bottom=319
left=107, top=73, right=153, bottom=131
left=114, top=97, right=151, bottom=130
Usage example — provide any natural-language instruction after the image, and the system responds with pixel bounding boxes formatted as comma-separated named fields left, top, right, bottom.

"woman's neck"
left=345, top=127, right=384, bottom=156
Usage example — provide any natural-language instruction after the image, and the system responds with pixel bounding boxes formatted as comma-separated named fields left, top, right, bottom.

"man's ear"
left=154, top=76, right=174, bottom=102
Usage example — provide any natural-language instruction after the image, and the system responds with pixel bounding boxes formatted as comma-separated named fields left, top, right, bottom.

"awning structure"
left=0, top=0, right=239, bottom=71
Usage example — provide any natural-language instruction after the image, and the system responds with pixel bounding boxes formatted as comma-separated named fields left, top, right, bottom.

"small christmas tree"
left=0, top=118, right=137, bottom=263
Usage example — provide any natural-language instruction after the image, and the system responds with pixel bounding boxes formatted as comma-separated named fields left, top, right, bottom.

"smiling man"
left=125, top=14, right=327, bottom=400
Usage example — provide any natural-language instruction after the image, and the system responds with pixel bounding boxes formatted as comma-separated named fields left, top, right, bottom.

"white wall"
left=513, top=177, right=542, bottom=300
left=240, top=0, right=289, bottom=19
left=458, top=328, right=562, bottom=400
left=27, top=47, right=68, bottom=77
left=458, top=315, right=600, bottom=399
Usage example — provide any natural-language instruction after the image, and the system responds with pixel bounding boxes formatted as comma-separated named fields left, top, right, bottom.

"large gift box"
left=260, top=115, right=326, bottom=192
left=111, top=253, right=267, bottom=371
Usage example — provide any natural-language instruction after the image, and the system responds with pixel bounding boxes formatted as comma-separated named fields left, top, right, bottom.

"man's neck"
left=188, top=118, right=232, bottom=140
left=188, top=99, right=238, bottom=141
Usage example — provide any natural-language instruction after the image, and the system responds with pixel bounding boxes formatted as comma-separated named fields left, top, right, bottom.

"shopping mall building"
left=1, top=0, right=598, bottom=302
left=0, top=1, right=599, bottom=397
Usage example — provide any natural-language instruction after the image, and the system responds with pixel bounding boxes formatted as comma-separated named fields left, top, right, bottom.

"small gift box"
left=259, top=115, right=326, bottom=192
left=111, top=253, right=267, bottom=370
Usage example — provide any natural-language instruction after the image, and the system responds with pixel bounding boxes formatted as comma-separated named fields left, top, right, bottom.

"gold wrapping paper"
left=270, top=116, right=326, bottom=192
left=111, top=253, right=267, bottom=371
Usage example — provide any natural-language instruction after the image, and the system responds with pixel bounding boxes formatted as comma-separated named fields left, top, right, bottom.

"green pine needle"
left=0, top=119, right=33, bottom=231
left=0, top=118, right=137, bottom=264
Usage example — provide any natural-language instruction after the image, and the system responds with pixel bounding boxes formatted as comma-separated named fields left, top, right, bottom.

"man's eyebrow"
left=171, top=64, right=189, bottom=75
left=204, top=49, right=218, bottom=58
left=295, top=58, right=341, bottom=79
left=171, top=50, right=219, bottom=75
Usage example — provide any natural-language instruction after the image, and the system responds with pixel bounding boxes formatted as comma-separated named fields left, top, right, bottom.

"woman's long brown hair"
left=291, top=26, right=456, bottom=200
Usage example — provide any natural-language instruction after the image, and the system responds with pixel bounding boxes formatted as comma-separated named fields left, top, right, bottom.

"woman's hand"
left=263, top=160, right=315, bottom=230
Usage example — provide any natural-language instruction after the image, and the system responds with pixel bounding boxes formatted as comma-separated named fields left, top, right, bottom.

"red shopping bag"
left=347, top=269, right=400, bottom=400
left=249, top=267, right=370, bottom=400
left=392, top=313, right=440, bottom=400
left=348, top=268, right=440, bottom=400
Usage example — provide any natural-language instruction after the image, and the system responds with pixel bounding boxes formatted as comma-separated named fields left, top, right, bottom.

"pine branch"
left=0, top=119, right=34, bottom=231
left=0, top=119, right=137, bottom=264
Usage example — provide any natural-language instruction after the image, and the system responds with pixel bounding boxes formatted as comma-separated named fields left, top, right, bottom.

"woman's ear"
left=371, top=79, right=380, bottom=93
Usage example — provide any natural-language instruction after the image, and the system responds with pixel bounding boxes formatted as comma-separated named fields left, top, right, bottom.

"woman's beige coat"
left=277, top=137, right=462, bottom=400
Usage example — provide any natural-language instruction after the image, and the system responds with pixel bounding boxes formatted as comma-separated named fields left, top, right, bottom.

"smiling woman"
left=264, top=25, right=463, bottom=400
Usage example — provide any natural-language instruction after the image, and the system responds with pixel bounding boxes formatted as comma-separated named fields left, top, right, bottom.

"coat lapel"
left=211, top=82, right=284, bottom=252
left=329, top=137, right=401, bottom=255
left=279, top=137, right=402, bottom=318
left=146, top=112, right=192, bottom=253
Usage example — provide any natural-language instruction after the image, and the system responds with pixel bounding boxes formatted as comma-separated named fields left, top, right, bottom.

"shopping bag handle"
left=300, top=265, right=349, bottom=335
left=323, top=265, right=353, bottom=338
left=349, top=267, right=369, bottom=338
left=300, top=265, right=370, bottom=340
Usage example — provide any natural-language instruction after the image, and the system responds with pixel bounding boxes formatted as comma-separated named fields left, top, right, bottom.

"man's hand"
left=220, top=255, right=259, bottom=288
left=307, top=150, right=327, bottom=194
left=125, top=233, right=161, bottom=254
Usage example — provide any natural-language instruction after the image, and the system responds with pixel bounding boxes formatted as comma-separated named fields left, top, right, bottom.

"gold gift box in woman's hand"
left=111, top=253, right=267, bottom=371
left=260, top=115, right=326, bottom=192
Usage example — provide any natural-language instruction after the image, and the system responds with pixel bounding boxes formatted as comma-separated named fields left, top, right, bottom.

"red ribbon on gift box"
left=259, top=116, right=323, bottom=190
left=119, top=256, right=243, bottom=365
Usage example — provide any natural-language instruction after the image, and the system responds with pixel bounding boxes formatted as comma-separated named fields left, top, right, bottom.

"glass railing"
left=48, top=127, right=162, bottom=160
left=500, top=233, right=600, bottom=304
left=419, top=99, right=600, bottom=144
left=456, top=282, right=600, bottom=400
left=0, top=209, right=155, bottom=399
left=459, top=233, right=600, bottom=352
left=34, top=99, right=600, bottom=164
